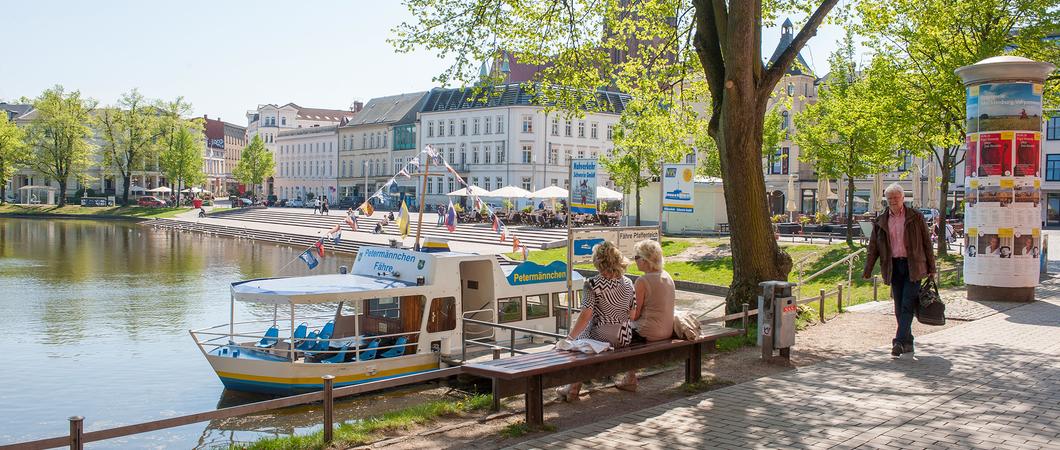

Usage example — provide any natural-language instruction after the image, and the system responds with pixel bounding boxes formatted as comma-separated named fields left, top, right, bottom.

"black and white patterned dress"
left=577, top=275, right=636, bottom=347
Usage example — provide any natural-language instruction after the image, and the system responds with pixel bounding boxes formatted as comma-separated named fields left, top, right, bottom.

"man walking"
left=863, top=183, right=936, bottom=357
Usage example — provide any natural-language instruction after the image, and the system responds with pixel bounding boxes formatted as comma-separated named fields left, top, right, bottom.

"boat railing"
left=460, top=316, right=566, bottom=363
left=191, top=328, right=421, bottom=362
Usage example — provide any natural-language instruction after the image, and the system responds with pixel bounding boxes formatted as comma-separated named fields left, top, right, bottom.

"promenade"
left=511, top=275, right=1060, bottom=449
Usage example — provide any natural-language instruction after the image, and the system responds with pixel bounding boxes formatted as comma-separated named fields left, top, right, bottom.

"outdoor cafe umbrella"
left=869, top=173, right=883, bottom=214
left=596, top=185, right=624, bottom=201
left=530, top=185, right=569, bottom=199
left=927, top=162, right=938, bottom=210
left=785, top=175, right=798, bottom=219
left=446, top=185, right=490, bottom=197
left=181, top=187, right=204, bottom=194
left=487, top=185, right=532, bottom=199
left=147, top=186, right=172, bottom=194
left=129, top=185, right=145, bottom=192
left=17, top=185, right=57, bottom=191
left=816, top=177, right=829, bottom=216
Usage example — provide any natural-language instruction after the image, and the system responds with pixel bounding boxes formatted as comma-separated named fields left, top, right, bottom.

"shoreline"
left=0, top=212, right=150, bottom=221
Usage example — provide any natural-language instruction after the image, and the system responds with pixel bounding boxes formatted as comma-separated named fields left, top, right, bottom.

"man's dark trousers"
left=890, top=258, right=919, bottom=346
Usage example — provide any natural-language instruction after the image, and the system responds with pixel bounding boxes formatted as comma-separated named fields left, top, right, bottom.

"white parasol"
left=596, top=185, right=624, bottom=201
left=447, top=185, right=490, bottom=197
left=530, top=185, right=569, bottom=199
left=486, top=185, right=532, bottom=199
left=147, top=186, right=172, bottom=193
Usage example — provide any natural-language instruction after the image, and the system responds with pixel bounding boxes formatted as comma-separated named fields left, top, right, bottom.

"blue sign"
left=506, top=260, right=567, bottom=285
left=573, top=238, right=605, bottom=257
left=570, top=159, right=597, bottom=214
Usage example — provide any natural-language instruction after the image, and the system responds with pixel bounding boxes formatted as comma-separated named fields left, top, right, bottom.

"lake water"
left=0, top=218, right=448, bottom=448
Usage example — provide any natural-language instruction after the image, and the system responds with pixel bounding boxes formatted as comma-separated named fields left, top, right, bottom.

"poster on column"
left=569, top=158, right=598, bottom=214
left=1014, top=132, right=1041, bottom=177
left=977, top=82, right=1044, bottom=132
left=966, top=85, right=979, bottom=133
left=662, top=163, right=695, bottom=213
left=977, top=132, right=1013, bottom=176
left=965, top=134, right=978, bottom=177
left=964, top=227, right=979, bottom=276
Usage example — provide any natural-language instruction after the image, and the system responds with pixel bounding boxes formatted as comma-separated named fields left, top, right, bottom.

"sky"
left=1, top=1, right=856, bottom=125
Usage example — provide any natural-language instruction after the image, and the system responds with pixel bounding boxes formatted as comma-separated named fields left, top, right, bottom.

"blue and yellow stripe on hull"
left=212, top=362, right=440, bottom=395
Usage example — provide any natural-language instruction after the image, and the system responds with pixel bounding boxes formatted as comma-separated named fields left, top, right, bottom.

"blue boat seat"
left=296, top=330, right=319, bottom=351
left=315, top=321, right=335, bottom=351
left=359, top=340, right=380, bottom=361
left=320, top=343, right=349, bottom=364
left=255, top=326, right=279, bottom=348
left=380, top=337, right=408, bottom=358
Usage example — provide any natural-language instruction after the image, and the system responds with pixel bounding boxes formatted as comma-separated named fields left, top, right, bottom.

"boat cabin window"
left=498, top=296, right=522, bottom=323
left=337, top=296, right=425, bottom=338
left=525, top=294, right=549, bottom=319
left=552, top=291, right=582, bottom=315
left=427, top=297, right=456, bottom=332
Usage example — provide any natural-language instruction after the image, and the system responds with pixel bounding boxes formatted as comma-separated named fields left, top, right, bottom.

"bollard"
left=818, top=289, right=825, bottom=323
left=837, top=284, right=844, bottom=312
left=741, top=303, right=749, bottom=339
left=872, top=275, right=878, bottom=302
left=322, top=375, right=335, bottom=443
left=69, top=416, right=84, bottom=450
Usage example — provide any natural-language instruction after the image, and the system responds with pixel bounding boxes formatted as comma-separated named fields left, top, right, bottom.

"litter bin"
left=758, top=280, right=797, bottom=360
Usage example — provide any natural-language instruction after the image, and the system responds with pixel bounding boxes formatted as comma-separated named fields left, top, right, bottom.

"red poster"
left=977, top=132, right=1013, bottom=177
left=965, top=135, right=978, bottom=177
left=1014, top=132, right=1040, bottom=177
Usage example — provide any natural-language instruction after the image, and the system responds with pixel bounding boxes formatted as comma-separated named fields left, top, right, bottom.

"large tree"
left=0, top=113, right=29, bottom=204
left=160, top=127, right=204, bottom=200
left=393, top=0, right=841, bottom=312
left=96, top=89, right=160, bottom=206
left=794, top=32, right=905, bottom=247
left=25, top=86, right=96, bottom=206
left=858, top=0, right=1060, bottom=256
left=234, top=135, right=275, bottom=198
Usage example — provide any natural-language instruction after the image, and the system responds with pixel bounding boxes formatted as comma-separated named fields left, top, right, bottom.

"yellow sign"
left=1001, top=131, right=1015, bottom=140
left=968, top=133, right=978, bottom=142
left=1000, top=179, right=1014, bottom=189
left=968, top=227, right=978, bottom=237
left=998, top=228, right=1014, bottom=238
left=1035, top=179, right=1042, bottom=189
left=970, top=179, right=979, bottom=188
left=1033, top=228, right=1041, bottom=237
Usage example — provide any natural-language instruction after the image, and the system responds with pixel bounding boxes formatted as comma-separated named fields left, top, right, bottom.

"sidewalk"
left=510, top=277, right=1060, bottom=449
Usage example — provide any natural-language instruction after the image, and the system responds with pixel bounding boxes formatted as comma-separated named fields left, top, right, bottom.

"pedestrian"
left=437, top=204, right=445, bottom=226
left=321, top=197, right=329, bottom=216
left=312, top=197, right=320, bottom=214
left=556, top=241, right=636, bottom=402
left=620, top=239, right=675, bottom=391
left=863, top=183, right=936, bottom=357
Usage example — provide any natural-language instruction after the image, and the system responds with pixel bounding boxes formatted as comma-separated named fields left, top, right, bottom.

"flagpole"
left=414, top=148, right=432, bottom=250
left=565, top=156, right=573, bottom=335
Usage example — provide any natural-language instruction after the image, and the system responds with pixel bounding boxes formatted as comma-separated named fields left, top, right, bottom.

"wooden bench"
left=462, top=325, right=741, bottom=426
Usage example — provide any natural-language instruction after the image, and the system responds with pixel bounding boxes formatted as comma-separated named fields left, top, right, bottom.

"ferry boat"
left=191, top=243, right=583, bottom=394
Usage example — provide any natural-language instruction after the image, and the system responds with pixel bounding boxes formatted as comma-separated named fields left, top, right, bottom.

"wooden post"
left=873, top=275, right=879, bottom=301
left=525, top=375, right=544, bottom=427
left=837, top=283, right=844, bottom=312
left=818, top=289, right=825, bottom=323
left=69, top=416, right=84, bottom=450
left=491, top=379, right=501, bottom=412
left=741, top=303, right=749, bottom=339
left=322, top=375, right=335, bottom=443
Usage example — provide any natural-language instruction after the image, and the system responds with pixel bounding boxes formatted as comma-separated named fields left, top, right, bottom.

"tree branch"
left=693, top=0, right=725, bottom=136
left=757, top=0, right=839, bottom=106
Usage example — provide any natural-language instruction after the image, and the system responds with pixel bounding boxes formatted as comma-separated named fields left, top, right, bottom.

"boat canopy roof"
left=231, top=274, right=424, bottom=305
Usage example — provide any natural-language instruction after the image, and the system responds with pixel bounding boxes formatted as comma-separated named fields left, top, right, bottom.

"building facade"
left=337, top=92, right=428, bottom=205
left=417, top=84, right=628, bottom=208
left=274, top=125, right=340, bottom=202
left=1042, top=111, right=1060, bottom=226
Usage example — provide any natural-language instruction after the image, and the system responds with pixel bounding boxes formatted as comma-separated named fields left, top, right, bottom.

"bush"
left=771, top=214, right=785, bottom=223
left=814, top=211, right=829, bottom=224
left=522, top=205, right=533, bottom=213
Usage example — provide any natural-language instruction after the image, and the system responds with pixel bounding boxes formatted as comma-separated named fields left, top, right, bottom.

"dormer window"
left=787, top=83, right=795, bottom=96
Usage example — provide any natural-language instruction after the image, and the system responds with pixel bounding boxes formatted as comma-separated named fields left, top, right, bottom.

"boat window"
left=368, top=297, right=401, bottom=319
left=360, top=296, right=425, bottom=337
left=525, top=294, right=549, bottom=319
left=552, top=291, right=582, bottom=314
left=427, top=297, right=456, bottom=332
left=498, top=296, right=523, bottom=323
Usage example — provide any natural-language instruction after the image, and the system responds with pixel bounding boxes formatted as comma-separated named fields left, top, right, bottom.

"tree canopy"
left=0, top=113, right=29, bottom=204
left=234, top=135, right=275, bottom=196
left=95, top=89, right=161, bottom=205
left=25, top=85, right=96, bottom=206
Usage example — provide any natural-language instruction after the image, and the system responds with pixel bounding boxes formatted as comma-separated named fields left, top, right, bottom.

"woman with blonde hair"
left=556, top=241, right=636, bottom=401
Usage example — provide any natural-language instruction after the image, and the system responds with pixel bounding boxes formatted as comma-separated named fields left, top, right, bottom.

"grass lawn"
left=508, top=238, right=963, bottom=318
left=0, top=204, right=191, bottom=219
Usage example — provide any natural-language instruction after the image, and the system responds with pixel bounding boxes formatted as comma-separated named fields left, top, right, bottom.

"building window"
left=471, top=177, right=479, bottom=187
left=427, top=121, right=434, bottom=137
left=483, top=145, right=491, bottom=164
left=438, top=121, right=444, bottom=137
left=768, top=148, right=789, bottom=175
left=484, top=177, right=491, bottom=190
left=427, top=179, right=434, bottom=194
left=801, top=189, right=816, bottom=214
left=1048, top=116, right=1060, bottom=140
left=496, top=143, right=505, bottom=163
left=472, top=146, right=480, bottom=164
left=781, top=110, right=789, bottom=130
left=787, top=83, right=795, bottom=96
left=551, top=178, right=558, bottom=186
left=606, top=124, right=613, bottom=140
left=496, top=176, right=502, bottom=188
left=521, top=177, right=532, bottom=190
left=484, top=116, right=492, bottom=134
left=363, top=134, right=367, bottom=148
left=437, top=178, right=443, bottom=194
left=565, top=119, right=572, bottom=137
left=448, top=178, right=455, bottom=193
left=578, top=121, right=585, bottom=138
left=448, top=120, right=455, bottom=136
left=497, top=115, right=504, bottom=133
left=551, top=116, right=559, bottom=136
left=473, top=118, right=480, bottom=135
left=521, top=115, right=533, bottom=133
left=548, top=145, right=558, bottom=165
left=522, top=145, right=532, bottom=163
left=448, top=147, right=455, bottom=165
left=460, top=144, right=467, bottom=165
left=591, top=123, right=598, bottom=139
left=1047, top=155, right=1060, bottom=181
left=460, top=119, right=467, bottom=136
left=897, top=150, right=912, bottom=172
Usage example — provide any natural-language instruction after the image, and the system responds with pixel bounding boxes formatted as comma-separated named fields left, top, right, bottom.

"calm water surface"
left=0, top=218, right=441, bottom=448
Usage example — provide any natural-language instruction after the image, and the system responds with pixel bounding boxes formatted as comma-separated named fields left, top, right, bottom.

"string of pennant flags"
left=283, top=144, right=531, bottom=272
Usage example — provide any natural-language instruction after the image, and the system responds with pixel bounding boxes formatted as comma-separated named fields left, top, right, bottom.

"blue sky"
left=0, top=1, right=852, bottom=125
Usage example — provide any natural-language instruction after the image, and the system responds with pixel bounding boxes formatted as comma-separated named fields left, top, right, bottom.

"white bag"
left=672, top=311, right=701, bottom=340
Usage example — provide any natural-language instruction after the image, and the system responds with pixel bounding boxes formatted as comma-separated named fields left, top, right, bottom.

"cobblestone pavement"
left=845, top=292, right=1024, bottom=321
left=509, top=277, right=1060, bottom=450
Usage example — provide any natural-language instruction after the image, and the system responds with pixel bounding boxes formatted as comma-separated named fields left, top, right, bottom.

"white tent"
left=129, top=185, right=146, bottom=192
left=530, top=185, right=569, bottom=199
left=181, top=187, right=204, bottom=193
left=785, top=175, right=798, bottom=213
left=446, top=185, right=490, bottom=197
left=147, top=186, right=172, bottom=193
left=487, top=185, right=532, bottom=199
left=17, top=185, right=56, bottom=191
left=596, top=186, right=624, bottom=201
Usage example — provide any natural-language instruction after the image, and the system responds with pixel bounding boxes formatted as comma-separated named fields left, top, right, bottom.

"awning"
left=447, top=185, right=490, bottom=197
left=231, top=274, right=424, bottom=305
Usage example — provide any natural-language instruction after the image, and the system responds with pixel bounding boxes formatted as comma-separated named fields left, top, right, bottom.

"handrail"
left=460, top=315, right=565, bottom=362
left=6, top=367, right=463, bottom=450
left=462, top=317, right=566, bottom=340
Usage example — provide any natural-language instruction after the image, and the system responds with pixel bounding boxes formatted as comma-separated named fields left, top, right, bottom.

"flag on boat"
left=398, top=199, right=411, bottom=238
left=344, top=215, right=358, bottom=232
left=397, top=167, right=409, bottom=178
left=444, top=201, right=457, bottom=232
left=360, top=201, right=374, bottom=217
left=314, top=238, right=326, bottom=258
left=299, top=249, right=319, bottom=270
left=512, top=236, right=521, bottom=253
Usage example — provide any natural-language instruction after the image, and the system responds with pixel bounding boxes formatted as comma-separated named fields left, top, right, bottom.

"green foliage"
left=234, top=135, right=275, bottom=196
left=160, top=127, right=204, bottom=193
left=25, top=85, right=97, bottom=206
left=0, top=113, right=28, bottom=202
left=95, top=89, right=159, bottom=204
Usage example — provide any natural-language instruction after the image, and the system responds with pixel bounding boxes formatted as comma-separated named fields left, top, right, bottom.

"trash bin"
left=193, top=198, right=203, bottom=209
left=758, top=280, right=796, bottom=360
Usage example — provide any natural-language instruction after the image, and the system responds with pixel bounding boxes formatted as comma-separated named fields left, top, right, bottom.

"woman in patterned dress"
left=556, top=241, right=636, bottom=402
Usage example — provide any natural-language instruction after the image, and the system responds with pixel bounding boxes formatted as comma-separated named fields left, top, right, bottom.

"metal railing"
left=459, top=309, right=566, bottom=362
left=190, top=318, right=422, bottom=362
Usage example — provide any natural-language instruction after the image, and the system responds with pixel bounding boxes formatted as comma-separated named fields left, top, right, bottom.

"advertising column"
left=956, top=56, right=1055, bottom=301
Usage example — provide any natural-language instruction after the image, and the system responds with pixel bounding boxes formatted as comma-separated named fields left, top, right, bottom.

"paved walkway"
left=511, top=277, right=1060, bottom=449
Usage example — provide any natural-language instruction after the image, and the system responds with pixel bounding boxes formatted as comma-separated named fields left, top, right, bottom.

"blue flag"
left=299, top=249, right=319, bottom=270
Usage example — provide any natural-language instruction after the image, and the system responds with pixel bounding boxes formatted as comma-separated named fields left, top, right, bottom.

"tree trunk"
left=635, top=184, right=641, bottom=226
left=121, top=174, right=132, bottom=206
left=936, top=149, right=953, bottom=257
left=57, top=180, right=67, bottom=207
left=846, top=175, right=856, bottom=248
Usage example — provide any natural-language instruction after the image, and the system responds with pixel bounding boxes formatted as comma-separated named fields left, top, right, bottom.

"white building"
left=246, top=102, right=358, bottom=196
left=274, top=125, right=340, bottom=202
left=337, top=92, right=428, bottom=205
left=417, top=84, right=629, bottom=208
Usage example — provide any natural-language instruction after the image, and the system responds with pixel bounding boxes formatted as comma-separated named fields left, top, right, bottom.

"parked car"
left=138, top=196, right=168, bottom=207
left=337, top=196, right=361, bottom=209
left=287, top=198, right=305, bottom=208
